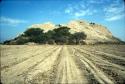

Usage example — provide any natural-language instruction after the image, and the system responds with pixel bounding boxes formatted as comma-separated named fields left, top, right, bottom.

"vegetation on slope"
left=4, top=26, right=87, bottom=45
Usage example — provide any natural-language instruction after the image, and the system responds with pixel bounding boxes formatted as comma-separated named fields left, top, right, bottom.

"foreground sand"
left=1, top=44, right=125, bottom=84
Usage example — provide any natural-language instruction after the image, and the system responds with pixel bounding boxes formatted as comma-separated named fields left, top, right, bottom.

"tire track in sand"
left=55, top=46, right=88, bottom=84
left=1, top=46, right=55, bottom=70
left=74, top=48, right=114, bottom=84
left=24, top=46, right=62, bottom=84
left=76, top=47, right=125, bottom=70
left=75, top=47, right=125, bottom=84
left=1, top=46, right=58, bottom=84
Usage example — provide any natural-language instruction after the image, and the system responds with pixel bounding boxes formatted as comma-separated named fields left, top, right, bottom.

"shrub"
left=16, top=37, right=29, bottom=45
left=69, top=32, right=87, bottom=44
left=52, top=26, right=71, bottom=44
left=24, top=28, right=44, bottom=36
left=4, top=26, right=87, bottom=45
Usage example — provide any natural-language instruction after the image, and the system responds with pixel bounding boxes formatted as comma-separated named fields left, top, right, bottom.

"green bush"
left=16, top=37, right=29, bottom=45
left=24, top=28, right=44, bottom=36
left=52, top=26, right=71, bottom=44
left=69, top=32, right=87, bottom=44
left=4, top=26, right=87, bottom=45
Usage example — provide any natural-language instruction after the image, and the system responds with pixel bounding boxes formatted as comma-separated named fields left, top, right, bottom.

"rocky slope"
left=29, top=20, right=120, bottom=44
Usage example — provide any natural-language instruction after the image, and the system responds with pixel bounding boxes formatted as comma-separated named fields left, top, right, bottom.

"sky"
left=0, top=0, right=125, bottom=42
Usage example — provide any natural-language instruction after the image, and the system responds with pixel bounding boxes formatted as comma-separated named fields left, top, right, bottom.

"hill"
left=4, top=20, right=122, bottom=45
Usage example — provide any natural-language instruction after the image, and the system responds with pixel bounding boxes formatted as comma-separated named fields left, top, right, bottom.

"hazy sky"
left=0, top=0, right=125, bottom=42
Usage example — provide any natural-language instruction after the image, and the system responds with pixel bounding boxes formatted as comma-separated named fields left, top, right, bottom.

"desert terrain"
left=0, top=44, right=125, bottom=84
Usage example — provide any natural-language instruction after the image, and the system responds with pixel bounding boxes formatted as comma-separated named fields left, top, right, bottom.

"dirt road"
left=1, top=45, right=125, bottom=84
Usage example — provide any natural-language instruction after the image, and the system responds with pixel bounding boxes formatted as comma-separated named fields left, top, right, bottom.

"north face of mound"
left=28, top=20, right=120, bottom=44
left=67, top=20, right=118, bottom=44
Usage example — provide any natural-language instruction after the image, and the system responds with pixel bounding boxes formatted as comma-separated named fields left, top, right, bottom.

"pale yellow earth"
left=0, top=45, right=125, bottom=84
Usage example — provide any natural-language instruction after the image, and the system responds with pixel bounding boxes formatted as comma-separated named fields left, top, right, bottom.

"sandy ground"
left=0, top=45, right=125, bottom=84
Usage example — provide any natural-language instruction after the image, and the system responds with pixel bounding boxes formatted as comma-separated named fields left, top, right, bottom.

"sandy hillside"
left=28, top=20, right=120, bottom=44
left=0, top=45, right=125, bottom=84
